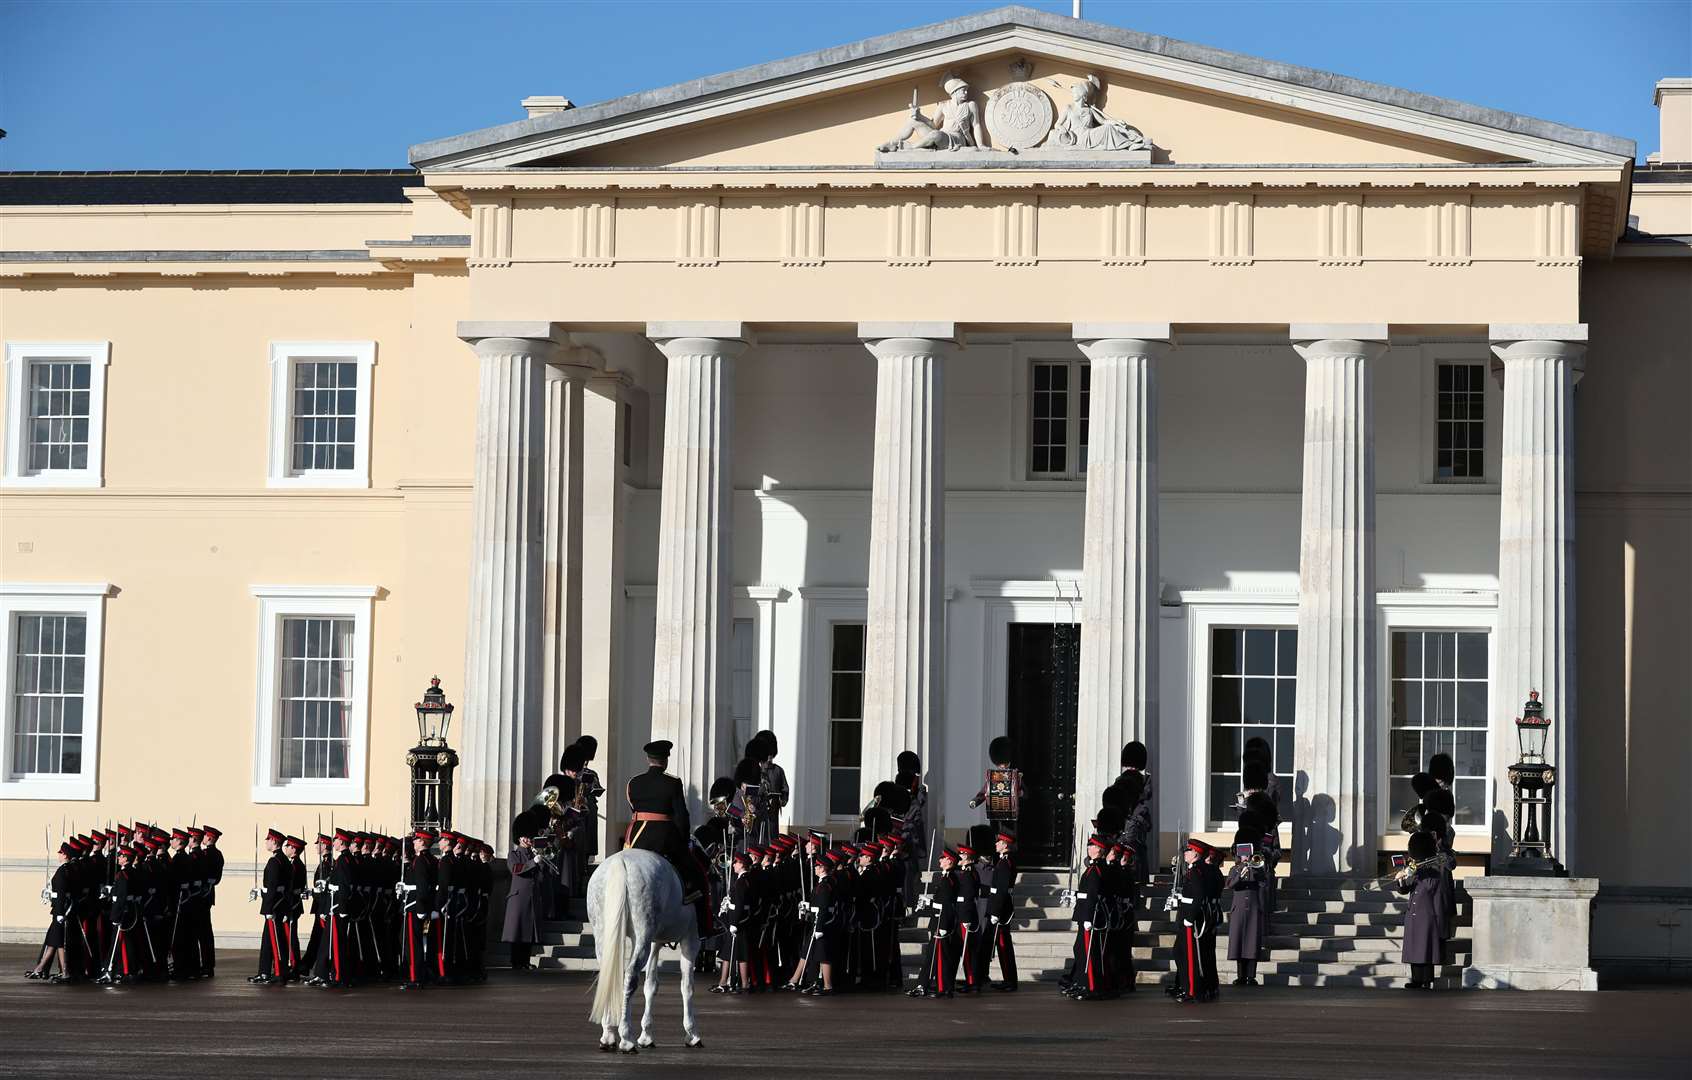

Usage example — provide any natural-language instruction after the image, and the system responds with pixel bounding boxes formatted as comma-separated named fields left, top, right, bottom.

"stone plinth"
left=1463, top=875, right=1601, bottom=991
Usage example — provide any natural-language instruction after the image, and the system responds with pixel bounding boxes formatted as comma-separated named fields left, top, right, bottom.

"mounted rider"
left=623, top=740, right=714, bottom=935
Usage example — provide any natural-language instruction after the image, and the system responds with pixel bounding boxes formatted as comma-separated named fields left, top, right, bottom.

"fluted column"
left=1290, top=325, right=1389, bottom=876
left=540, top=360, right=589, bottom=784
left=858, top=323, right=954, bottom=815
left=647, top=322, right=747, bottom=816
left=1073, top=324, right=1169, bottom=824
left=456, top=321, right=566, bottom=850
left=1490, top=325, right=1586, bottom=869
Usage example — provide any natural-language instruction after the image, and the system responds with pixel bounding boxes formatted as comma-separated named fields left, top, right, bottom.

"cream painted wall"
left=565, top=53, right=1508, bottom=169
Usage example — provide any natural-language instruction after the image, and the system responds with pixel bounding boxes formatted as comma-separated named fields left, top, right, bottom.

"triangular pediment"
left=410, top=6, right=1632, bottom=170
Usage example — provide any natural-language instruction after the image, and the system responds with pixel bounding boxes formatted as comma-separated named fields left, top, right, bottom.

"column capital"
left=457, top=320, right=567, bottom=347
left=1074, top=323, right=1173, bottom=361
left=1489, top=326, right=1588, bottom=364
left=858, top=322, right=957, bottom=349
left=1290, top=323, right=1389, bottom=364
left=646, top=321, right=752, bottom=348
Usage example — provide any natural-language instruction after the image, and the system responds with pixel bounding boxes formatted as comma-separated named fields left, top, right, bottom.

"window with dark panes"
left=1030, top=359, right=1089, bottom=479
left=290, top=360, right=360, bottom=473
left=10, top=613, right=88, bottom=775
left=277, top=616, right=355, bottom=781
left=1208, top=627, right=1296, bottom=825
left=828, top=623, right=865, bottom=817
left=1436, top=362, right=1486, bottom=480
left=25, top=361, right=92, bottom=473
left=1389, top=630, right=1487, bottom=825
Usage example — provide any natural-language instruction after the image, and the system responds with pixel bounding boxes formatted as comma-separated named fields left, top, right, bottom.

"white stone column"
left=647, top=322, right=747, bottom=815
left=1072, top=324, right=1169, bottom=823
left=455, top=321, right=566, bottom=850
left=1289, top=325, right=1389, bottom=876
left=1490, top=325, right=1586, bottom=869
left=858, top=323, right=954, bottom=816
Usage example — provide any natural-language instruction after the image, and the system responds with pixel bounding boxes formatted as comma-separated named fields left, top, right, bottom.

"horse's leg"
left=618, top=934, right=643, bottom=1053
left=679, top=928, right=703, bottom=1047
left=637, top=942, right=661, bottom=1048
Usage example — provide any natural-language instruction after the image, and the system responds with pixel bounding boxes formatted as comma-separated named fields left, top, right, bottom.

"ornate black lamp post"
left=1505, top=690, right=1560, bottom=873
left=407, top=677, right=458, bottom=833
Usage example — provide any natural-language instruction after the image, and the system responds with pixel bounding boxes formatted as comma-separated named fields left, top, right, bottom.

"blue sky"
left=1, top=0, right=1686, bottom=169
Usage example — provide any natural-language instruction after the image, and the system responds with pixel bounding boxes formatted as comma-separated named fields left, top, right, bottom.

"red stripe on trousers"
left=269, top=920, right=282, bottom=977
left=1186, top=927, right=1196, bottom=997
left=934, top=936, right=944, bottom=992
left=408, top=918, right=418, bottom=983
left=331, top=919, right=341, bottom=983
left=963, top=929, right=973, bottom=984
left=120, top=933, right=129, bottom=975
left=1085, top=929, right=1094, bottom=991
left=438, top=918, right=448, bottom=978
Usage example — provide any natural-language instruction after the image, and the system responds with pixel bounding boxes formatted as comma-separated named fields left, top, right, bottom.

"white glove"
left=934, top=929, right=947, bottom=939
left=1083, top=921, right=1092, bottom=930
left=812, top=931, right=822, bottom=940
left=989, top=915, right=1000, bottom=926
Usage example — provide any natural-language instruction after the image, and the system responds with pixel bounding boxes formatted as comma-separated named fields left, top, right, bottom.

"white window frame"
left=250, top=585, right=378, bottom=804
left=1377, top=591, right=1497, bottom=837
left=1180, top=591, right=1300, bottom=832
left=3, top=342, right=111, bottom=489
left=267, top=341, right=376, bottom=489
left=1024, top=354, right=1090, bottom=482
left=799, top=586, right=868, bottom=824
left=1418, top=343, right=1499, bottom=489
left=0, top=583, right=112, bottom=800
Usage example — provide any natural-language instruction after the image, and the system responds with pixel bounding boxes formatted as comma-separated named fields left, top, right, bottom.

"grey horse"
left=587, top=848, right=704, bottom=1053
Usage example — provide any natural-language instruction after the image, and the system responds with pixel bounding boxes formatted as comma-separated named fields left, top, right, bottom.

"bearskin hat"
left=1121, top=741, right=1148, bottom=770
left=559, top=745, right=586, bottom=773
left=989, top=736, right=1014, bottom=766
left=1407, top=831, right=1438, bottom=860
left=573, top=734, right=598, bottom=758
left=511, top=806, right=549, bottom=842
left=1423, top=788, right=1456, bottom=820
left=709, top=776, right=736, bottom=801
left=897, top=750, right=921, bottom=774
left=733, top=758, right=762, bottom=786
left=1105, top=770, right=1146, bottom=810
left=1418, top=811, right=1449, bottom=838
left=1092, top=805, right=1127, bottom=835
left=1242, top=758, right=1271, bottom=792
left=1242, top=790, right=1280, bottom=829
left=1236, top=808, right=1269, bottom=837
left=1243, top=735, right=1273, bottom=767
left=1232, top=828, right=1259, bottom=851
left=751, top=730, right=778, bottom=759
left=876, top=781, right=912, bottom=816
left=1428, top=752, right=1455, bottom=787
left=968, top=823, right=997, bottom=855
left=541, top=772, right=568, bottom=791
left=1410, top=771, right=1437, bottom=799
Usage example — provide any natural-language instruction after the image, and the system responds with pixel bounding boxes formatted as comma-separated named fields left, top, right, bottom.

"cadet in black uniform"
left=197, top=826, right=224, bottom=976
left=625, top=739, right=712, bottom=935
left=1062, top=834, right=1110, bottom=1000
left=907, top=846, right=960, bottom=999
left=252, top=829, right=292, bottom=985
left=398, top=829, right=437, bottom=988
left=984, top=830, right=1019, bottom=991
left=715, top=850, right=757, bottom=993
left=1172, top=838, right=1221, bottom=1004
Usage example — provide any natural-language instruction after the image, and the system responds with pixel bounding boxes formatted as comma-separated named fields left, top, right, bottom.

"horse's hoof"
left=637, top=1037, right=657, bottom=1048
left=687, top=1037, right=704, bottom=1048
left=619, top=1047, right=639, bottom=1055
left=598, top=1043, right=615, bottom=1053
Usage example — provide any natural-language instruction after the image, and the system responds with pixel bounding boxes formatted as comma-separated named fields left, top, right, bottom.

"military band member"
left=1227, top=831, right=1269, bottom=986
left=1396, top=830, right=1453, bottom=989
left=571, top=735, right=606, bottom=896
left=749, top=731, right=789, bottom=846
left=504, top=815, right=545, bottom=972
left=251, top=829, right=292, bottom=985
left=984, top=831, right=1019, bottom=991
left=968, top=737, right=1024, bottom=836
left=1113, top=742, right=1155, bottom=887
left=895, top=751, right=929, bottom=908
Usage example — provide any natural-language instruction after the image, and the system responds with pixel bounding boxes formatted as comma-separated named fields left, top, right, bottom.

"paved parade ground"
left=0, top=945, right=1685, bottom=1080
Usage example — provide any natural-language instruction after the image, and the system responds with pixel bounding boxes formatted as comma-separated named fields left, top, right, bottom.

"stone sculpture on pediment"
left=985, top=58, right=1056, bottom=150
left=876, top=75, right=987, bottom=152
left=1046, top=74, right=1151, bottom=152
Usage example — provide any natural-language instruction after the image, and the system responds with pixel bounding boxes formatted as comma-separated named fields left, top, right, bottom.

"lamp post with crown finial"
left=406, top=677, right=458, bottom=833
left=1504, top=690, right=1561, bottom=874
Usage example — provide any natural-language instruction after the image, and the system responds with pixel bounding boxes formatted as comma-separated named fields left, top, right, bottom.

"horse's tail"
left=589, top=854, right=631, bottom=1026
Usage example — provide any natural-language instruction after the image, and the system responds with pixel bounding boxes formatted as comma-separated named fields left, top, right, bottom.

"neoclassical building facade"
left=2, top=8, right=1687, bottom=973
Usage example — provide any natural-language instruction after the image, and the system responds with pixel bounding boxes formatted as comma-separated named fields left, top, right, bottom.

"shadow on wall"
left=1291, top=771, right=1341, bottom=875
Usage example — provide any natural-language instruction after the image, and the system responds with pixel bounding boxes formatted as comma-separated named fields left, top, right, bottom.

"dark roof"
left=0, top=170, right=420, bottom=206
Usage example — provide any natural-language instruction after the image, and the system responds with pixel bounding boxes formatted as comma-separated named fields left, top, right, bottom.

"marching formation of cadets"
left=28, top=824, right=225, bottom=984
left=260, top=827, right=496, bottom=989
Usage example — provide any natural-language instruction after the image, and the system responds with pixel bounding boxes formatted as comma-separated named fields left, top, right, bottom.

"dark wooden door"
left=1006, top=622, right=1081, bottom=867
